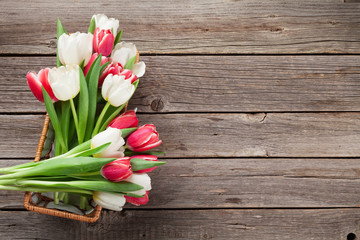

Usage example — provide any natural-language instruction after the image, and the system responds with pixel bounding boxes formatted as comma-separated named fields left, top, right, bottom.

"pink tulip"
left=84, top=53, right=109, bottom=76
left=99, top=62, right=123, bottom=86
left=131, top=155, right=159, bottom=173
left=26, top=68, right=58, bottom=102
left=120, top=69, right=138, bottom=84
left=93, top=27, right=115, bottom=57
left=101, top=157, right=133, bottom=182
left=126, top=124, right=162, bottom=152
left=108, top=110, right=139, bottom=129
left=125, top=191, right=149, bottom=206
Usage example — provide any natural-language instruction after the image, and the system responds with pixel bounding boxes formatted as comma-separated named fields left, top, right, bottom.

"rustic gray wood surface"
left=0, top=0, right=359, bottom=239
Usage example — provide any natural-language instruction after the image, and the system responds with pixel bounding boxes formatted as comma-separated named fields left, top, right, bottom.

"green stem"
left=98, top=103, right=126, bottom=133
left=80, top=196, right=86, bottom=210
left=69, top=99, right=80, bottom=143
left=54, top=192, right=59, bottom=204
left=92, top=102, right=111, bottom=137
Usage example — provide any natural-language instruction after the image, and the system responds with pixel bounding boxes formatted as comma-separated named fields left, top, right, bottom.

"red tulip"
left=99, top=61, right=123, bottom=86
left=101, top=157, right=132, bottom=182
left=120, top=69, right=138, bottom=84
left=125, top=191, right=149, bottom=206
left=108, top=110, right=139, bottom=129
left=84, top=53, right=109, bottom=76
left=131, top=155, right=159, bottom=173
left=93, top=27, right=115, bottom=57
left=126, top=124, right=162, bottom=152
left=26, top=68, right=58, bottom=102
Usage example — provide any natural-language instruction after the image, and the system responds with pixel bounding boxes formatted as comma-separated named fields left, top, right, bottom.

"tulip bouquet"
left=0, top=14, right=165, bottom=215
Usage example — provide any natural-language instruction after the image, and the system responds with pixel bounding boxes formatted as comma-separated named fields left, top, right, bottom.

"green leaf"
left=56, top=18, right=67, bottom=67
left=79, top=59, right=85, bottom=70
left=124, top=55, right=136, bottom=70
left=75, top=142, right=111, bottom=157
left=60, top=101, right=70, bottom=152
left=17, top=180, right=143, bottom=193
left=99, top=61, right=111, bottom=74
left=120, top=127, right=137, bottom=138
left=113, top=30, right=123, bottom=47
left=88, top=17, right=96, bottom=34
left=42, top=88, right=66, bottom=151
left=121, top=192, right=145, bottom=198
left=84, top=55, right=102, bottom=141
left=77, top=68, right=89, bottom=144
left=130, top=158, right=166, bottom=172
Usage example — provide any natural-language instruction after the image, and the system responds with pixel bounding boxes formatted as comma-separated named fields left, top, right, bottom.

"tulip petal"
left=26, top=72, right=44, bottom=102
left=132, top=62, right=146, bottom=78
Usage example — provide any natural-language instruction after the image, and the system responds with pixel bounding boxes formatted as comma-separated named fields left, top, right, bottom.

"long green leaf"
left=42, top=88, right=66, bottom=151
left=84, top=55, right=102, bottom=141
left=88, top=17, right=96, bottom=34
left=0, top=157, right=116, bottom=179
left=77, top=68, right=88, bottom=144
left=75, top=142, right=111, bottom=157
left=130, top=158, right=166, bottom=172
left=113, top=30, right=123, bottom=47
left=17, top=180, right=143, bottom=193
left=99, top=61, right=111, bottom=73
left=124, top=55, right=136, bottom=70
left=56, top=18, right=67, bottom=67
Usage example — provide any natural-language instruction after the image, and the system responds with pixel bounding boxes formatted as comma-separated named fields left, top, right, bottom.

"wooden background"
left=0, top=0, right=360, bottom=239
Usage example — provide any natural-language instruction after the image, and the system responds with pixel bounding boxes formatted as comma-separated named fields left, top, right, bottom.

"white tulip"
left=111, top=42, right=146, bottom=77
left=58, top=32, right=93, bottom=66
left=125, top=173, right=152, bottom=196
left=48, top=65, right=80, bottom=101
left=92, top=14, right=119, bottom=35
left=102, top=74, right=135, bottom=107
left=93, top=191, right=125, bottom=211
left=91, top=127, right=125, bottom=158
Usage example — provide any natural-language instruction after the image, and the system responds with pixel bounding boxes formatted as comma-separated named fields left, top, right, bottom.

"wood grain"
left=0, top=209, right=359, bottom=239
left=0, top=0, right=359, bottom=54
left=1, top=55, right=360, bottom=113
left=0, top=158, right=360, bottom=209
left=1, top=113, right=360, bottom=158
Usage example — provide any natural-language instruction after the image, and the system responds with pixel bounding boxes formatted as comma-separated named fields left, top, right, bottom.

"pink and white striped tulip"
left=101, top=157, right=132, bottom=182
left=102, top=74, right=135, bottom=107
left=26, top=68, right=58, bottom=102
left=125, top=191, right=149, bottom=206
left=58, top=32, right=93, bottom=66
left=131, top=155, right=159, bottom=173
left=126, top=124, right=162, bottom=152
left=120, top=69, right=138, bottom=84
left=125, top=173, right=151, bottom=196
left=108, top=110, right=139, bottom=129
left=91, top=127, right=125, bottom=158
left=93, top=191, right=126, bottom=211
left=111, top=42, right=146, bottom=78
left=98, top=61, right=123, bottom=86
left=93, top=27, right=115, bottom=57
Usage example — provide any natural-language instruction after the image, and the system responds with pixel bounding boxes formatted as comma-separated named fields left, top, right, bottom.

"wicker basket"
left=23, top=51, right=139, bottom=222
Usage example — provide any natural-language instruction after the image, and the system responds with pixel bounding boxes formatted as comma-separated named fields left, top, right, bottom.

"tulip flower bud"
left=102, top=74, right=135, bottom=107
left=111, top=42, right=146, bottom=78
left=120, top=69, right=138, bottom=84
left=26, top=68, right=58, bottom=102
left=92, top=14, right=119, bottom=35
left=125, top=191, right=149, bottom=206
left=130, top=155, right=159, bottom=173
left=101, top=157, right=132, bottom=182
left=99, top=62, right=123, bottom=86
left=93, top=27, right=115, bottom=57
left=84, top=53, right=109, bottom=76
left=48, top=65, right=80, bottom=101
left=125, top=173, right=152, bottom=196
left=108, top=110, right=138, bottom=129
left=58, top=32, right=93, bottom=66
left=91, top=127, right=125, bottom=158
left=126, top=124, right=162, bottom=152
left=93, top=191, right=125, bottom=211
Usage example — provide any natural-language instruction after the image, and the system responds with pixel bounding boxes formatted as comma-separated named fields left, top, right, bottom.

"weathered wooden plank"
left=0, top=158, right=360, bottom=209
left=0, top=209, right=358, bottom=239
left=1, top=56, right=360, bottom=113
left=0, top=0, right=359, bottom=54
left=2, top=113, right=360, bottom=158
